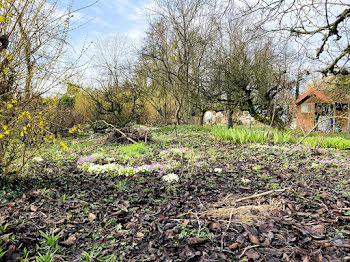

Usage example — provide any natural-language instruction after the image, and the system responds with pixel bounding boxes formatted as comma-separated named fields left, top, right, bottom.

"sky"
left=64, top=0, right=154, bottom=54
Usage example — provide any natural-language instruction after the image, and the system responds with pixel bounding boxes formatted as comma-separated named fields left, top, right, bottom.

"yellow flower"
left=59, top=141, right=68, bottom=150
left=7, top=104, right=13, bottom=109
left=3, top=125, right=8, bottom=130
left=0, top=134, right=4, bottom=139
left=20, top=131, right=24, bottom=137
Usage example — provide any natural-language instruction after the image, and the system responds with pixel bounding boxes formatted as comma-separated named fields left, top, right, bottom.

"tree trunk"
left=199, top=111, right=205, bottom=126
left=227, top=109, right=234, bottom=129
left=175, top=107, right=181, bottom=125
left=245, top=102, right=285, bottom=130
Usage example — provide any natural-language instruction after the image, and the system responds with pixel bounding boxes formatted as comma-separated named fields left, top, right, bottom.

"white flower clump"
left=90, top=153, right=105, bottom=160
left=32, top=157, right=44, bottom=162
left=105, top=157, right=115, bottom=162
left=160, top=147, right=193, bottom=159
left=134, top=165, right=153, bottom=174
left=241, top=178, right=251, bottom=184
left=159, top=150, right=171, bottom=158
left=171, top=148, right=183, bottom=154
left=214, top=168, right=222, bottom=173
left=80, top=161, right=180, bottom=177
left=162, top=173, right=179, bottom=183
left=87, top=163, right=123, bottom=175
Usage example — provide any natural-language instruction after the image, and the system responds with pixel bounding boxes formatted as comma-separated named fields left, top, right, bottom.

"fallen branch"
left=96, top=120, right=137, bottom=144
left=234, top=188, right=287, bottom=203
left=238, top=244, right=260, bottom=259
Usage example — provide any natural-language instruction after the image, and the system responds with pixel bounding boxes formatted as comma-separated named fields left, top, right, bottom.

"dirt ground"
left=1, top=127, right=350, bottom=261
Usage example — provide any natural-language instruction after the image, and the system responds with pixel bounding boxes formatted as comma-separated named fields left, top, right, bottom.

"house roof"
left=296, top=77, right=350, bottom=105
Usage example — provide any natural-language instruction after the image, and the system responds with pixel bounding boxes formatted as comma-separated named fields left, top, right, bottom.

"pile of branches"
left=104, top=126, right=151, bottom=144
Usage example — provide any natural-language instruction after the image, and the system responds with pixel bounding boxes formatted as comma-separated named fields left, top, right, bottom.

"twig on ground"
left=195, top=213, right=202, bottom=238
left=238, top=244, right=260, bottom=259
left=220, top=208, right=233, bottom=252
left=234, top=188, right=287, bottom=203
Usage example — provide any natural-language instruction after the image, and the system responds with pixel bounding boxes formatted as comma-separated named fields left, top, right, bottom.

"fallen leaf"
left=136, top=232, right=145, bottom=238
left=309, top=225, right=325, bottom=236
left=227, top=243, right=239, bottom=250
left=56, top=218, right=66, bottom=225
left=248, top=234, right=260, bottom=244
left=180, top=245, right=195, bottom=260
left=246, top=250, right=260, bottom=260
left=5, top=244, right=15, bottom=259
left=209, top=222, right=221, bottom=232
left=125, top=222, right=135, bottom=229
left=187, top=237, right=207, bottom=246
left=61, top=235, right=76, bottom=246
left=88, top=213, right=96, bottom=222
left=30, top=205, right=38, bottom=212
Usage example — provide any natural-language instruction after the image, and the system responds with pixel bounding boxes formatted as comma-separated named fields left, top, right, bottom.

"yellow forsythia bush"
left=0, top=94, right=57, bottom=178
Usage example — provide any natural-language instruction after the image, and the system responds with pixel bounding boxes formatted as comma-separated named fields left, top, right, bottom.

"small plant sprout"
left=35, top=249, right=57, bottom=262
left=0, top=223, right=9, bottom=233
left=39, top=228, right=62, bottom=249
left=0, top=245, right=6, bottom=259
left=257, top=173, right=271, bottom=179
left=253, top=165, right=262, bottom=171
left=81, top=246, right=106, bottom=262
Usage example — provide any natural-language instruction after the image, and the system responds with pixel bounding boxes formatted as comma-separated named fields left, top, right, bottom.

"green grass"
left=212, top=126, right=297, bottom=145
left=155, top=124, right=211, bottom=134
left=212, top=125, right=350, bottom=150
left=118, top=142, right=149, bottom=157
left=306, top=136, right=350, bottom=150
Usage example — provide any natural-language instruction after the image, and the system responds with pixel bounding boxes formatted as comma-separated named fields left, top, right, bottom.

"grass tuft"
left=212, top=125, right=350, bottom=150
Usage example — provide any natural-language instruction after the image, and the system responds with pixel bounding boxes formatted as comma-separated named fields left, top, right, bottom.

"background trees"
left=139, top=0, right=222, bottom=124
left=79, top=36, right=144, bottom=127
left=210, top=16, right=291, bottom=128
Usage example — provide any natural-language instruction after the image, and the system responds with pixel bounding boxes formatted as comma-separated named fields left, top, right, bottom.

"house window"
left=301, top=104, right=313, bottom=113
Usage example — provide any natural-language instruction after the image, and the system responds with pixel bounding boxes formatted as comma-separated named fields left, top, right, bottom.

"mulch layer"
left=1, top=132, right=350, bottom=261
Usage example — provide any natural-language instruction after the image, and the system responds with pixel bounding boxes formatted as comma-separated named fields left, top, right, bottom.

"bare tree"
left=239, top=0, right=350, bottom=76
left=141, top=0, right=222, bottom=124
left=82, top=35, right=144, bottom=127
left=211, top=16, right=293, bottom=128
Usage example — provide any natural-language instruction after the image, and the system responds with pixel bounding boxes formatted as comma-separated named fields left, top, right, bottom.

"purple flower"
left=195, top=161, right=209, bottom=167
left=157, top=169, right=166, bottom=175
left=77, top=156, right=96, bottom=165
left=157, top=163, right=165, bottom=174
